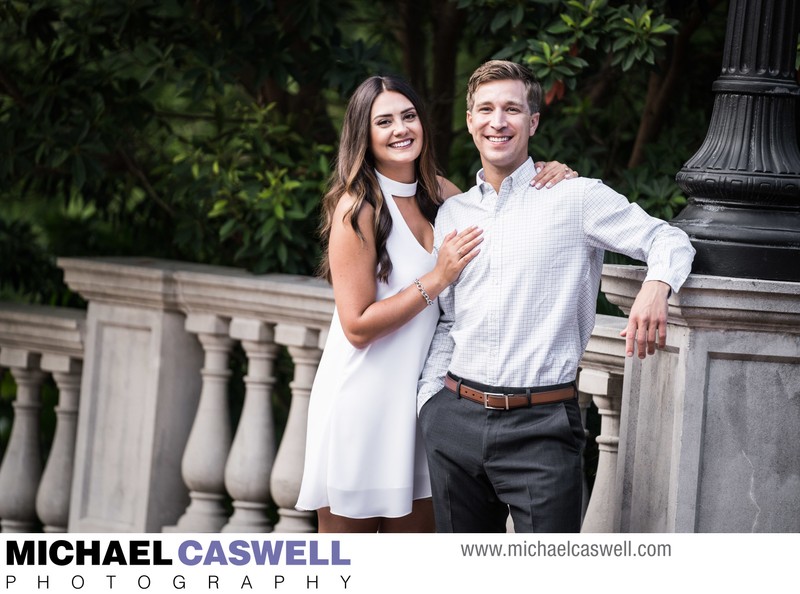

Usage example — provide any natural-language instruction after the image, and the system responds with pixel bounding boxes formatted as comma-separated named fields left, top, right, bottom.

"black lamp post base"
left=669, top=0, right=800, bottom=282
left=671, top=203, right=800, bottom=281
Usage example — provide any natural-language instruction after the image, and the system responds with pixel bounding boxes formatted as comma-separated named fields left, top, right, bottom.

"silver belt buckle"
left=483, top=391, right=510, bottom=410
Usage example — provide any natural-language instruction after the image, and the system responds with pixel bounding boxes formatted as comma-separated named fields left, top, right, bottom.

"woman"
left=296, top=75, right=576, bottom=532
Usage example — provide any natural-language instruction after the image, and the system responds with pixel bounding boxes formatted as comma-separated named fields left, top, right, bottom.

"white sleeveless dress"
left=296, top=171, right=439, bottom=518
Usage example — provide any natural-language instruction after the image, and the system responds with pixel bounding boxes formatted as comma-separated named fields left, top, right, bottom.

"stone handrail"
left=0, top=258, right=629, bottom=533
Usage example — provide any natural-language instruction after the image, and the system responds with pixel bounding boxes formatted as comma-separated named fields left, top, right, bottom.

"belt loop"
left=456, top=378, right=463, bottom=399
left=525, top=388, right=532, bottom=408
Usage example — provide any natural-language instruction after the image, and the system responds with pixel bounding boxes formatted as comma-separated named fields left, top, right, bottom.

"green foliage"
left=189, top=104, right=334, bottom=273
left=462, top=0, right=678, bottom=68
left=524, top=41, right=589, bottom=93
left=1, top=0, right=734, bottom=291
left=619, top=169, right=687, bottom=220
left=547, top=0, right=604, bottom=49
left=0, top=218, right=63, bottom=303
left=487, top=1, right=678, bottom=98
left=0, top=0, right=373, bottom=293
left=608, top=4, right=677, bottom=71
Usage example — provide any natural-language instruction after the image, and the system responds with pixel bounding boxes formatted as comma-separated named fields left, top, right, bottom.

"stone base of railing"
left=603, top=264, right=800, bottom=533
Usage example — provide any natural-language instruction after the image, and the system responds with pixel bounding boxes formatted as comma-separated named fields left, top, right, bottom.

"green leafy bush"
left=1, top=0, right=340, bottom=285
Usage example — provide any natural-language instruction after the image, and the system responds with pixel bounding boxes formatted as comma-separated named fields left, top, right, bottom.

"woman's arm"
left=328, top=193, right=482, bottom=349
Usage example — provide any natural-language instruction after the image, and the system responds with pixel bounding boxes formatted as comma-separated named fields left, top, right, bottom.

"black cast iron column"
left=671, top=0, right=800, bottom=281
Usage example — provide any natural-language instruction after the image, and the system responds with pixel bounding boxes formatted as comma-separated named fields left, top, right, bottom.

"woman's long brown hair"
left=317, top=76, right=442, bottom=283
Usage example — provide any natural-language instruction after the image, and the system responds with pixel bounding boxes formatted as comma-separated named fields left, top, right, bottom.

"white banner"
left=1, top=533, right=794, bottom=593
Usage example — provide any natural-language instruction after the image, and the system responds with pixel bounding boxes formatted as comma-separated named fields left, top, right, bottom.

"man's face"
left=466, top=79, right=539, bottom=177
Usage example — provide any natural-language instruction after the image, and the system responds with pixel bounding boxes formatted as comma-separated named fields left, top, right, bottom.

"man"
left=417, top=60, right=695, bottom=533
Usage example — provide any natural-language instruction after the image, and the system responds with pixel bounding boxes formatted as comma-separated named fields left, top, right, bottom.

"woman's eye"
left=404, top=112, right=417, bottom=121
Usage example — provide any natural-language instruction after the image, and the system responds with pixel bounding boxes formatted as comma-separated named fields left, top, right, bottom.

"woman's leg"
left=379, top=498, right=435, bottom=533
left=317, top=507, right=381, bottom=533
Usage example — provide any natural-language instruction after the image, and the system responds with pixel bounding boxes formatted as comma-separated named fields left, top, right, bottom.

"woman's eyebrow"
left=372, top=107, right=415, bottom=120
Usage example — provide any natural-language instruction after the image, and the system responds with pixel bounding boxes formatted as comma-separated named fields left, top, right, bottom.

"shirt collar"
left=476, top=157, right=536, bottom=199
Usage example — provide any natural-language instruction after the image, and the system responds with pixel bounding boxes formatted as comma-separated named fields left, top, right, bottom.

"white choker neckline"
left=375, top=169, right=417, bottom=197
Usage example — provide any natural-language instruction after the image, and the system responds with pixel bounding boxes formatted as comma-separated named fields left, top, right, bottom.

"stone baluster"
left=270, top=324, right=322, bottom=533
left=171, top=313, right=234, bottom=532
left=577, top=387, right=594, bottom=518
left=222, top=319, right=280, bottom=533
left=0, top=349, right=45, bottom=532
left=36, top=354, right=82, bottom=532
left=580, top=368, right=624, bottom=533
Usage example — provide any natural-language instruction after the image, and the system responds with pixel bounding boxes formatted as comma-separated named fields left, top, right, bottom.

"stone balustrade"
left=0, top=258, right=633, bottom=533
left=0, top=303, right=86, bottom=532
left=58, top=257, right=333, bottom=534
left=579, top=313, right=628, bottom=533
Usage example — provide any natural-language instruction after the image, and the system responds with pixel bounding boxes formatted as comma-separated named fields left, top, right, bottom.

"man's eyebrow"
left=474, top=99, right=525, bottom=108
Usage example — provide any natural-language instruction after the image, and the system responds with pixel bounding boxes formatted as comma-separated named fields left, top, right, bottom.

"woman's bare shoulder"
left=333, top=191, right=374, bottom=223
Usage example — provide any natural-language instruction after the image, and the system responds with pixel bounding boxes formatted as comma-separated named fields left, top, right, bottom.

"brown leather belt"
left=444, top=373, right=576, bottom=410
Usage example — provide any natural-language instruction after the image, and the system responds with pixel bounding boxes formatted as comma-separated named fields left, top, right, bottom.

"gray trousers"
left=419, top=382, right=585, bottom=533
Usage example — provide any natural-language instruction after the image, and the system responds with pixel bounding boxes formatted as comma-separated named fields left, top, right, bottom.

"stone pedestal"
left=602, top=264, right=800, bottom=532
left=59, top=258, right=203, bottom=532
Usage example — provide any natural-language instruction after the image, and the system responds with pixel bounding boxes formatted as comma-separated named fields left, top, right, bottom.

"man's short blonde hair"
left=466, top=60, right=543, bottom=114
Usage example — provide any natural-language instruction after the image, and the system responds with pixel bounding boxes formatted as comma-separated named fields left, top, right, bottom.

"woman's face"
left=369, top=90, right=423, bottom=178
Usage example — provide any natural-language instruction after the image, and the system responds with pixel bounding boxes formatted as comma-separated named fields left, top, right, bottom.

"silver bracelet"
left=413, top=278, right=433, bottom=306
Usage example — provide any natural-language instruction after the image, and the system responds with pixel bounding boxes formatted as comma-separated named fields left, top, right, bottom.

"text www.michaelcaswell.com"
left=461, top=540, right=672, bottom=559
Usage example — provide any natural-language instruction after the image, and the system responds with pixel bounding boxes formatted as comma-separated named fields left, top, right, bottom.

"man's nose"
left=490, top=109, right=506, bottom=129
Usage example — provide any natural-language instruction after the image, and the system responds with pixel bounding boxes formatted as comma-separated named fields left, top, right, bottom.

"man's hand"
left=620, top=280, right=672, bottom=358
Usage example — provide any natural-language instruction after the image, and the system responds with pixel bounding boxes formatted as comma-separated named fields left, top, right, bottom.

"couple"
left=296, top=60, right=695, bottom=533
